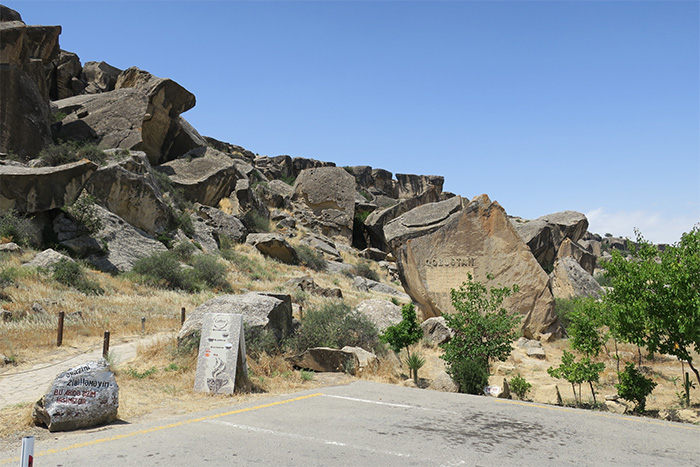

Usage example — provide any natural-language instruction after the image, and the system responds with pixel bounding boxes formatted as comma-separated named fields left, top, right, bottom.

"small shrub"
left=241, top=210, right=270, bottom=233
left=52, top=259, right=104, bottom=295
left=0, top=210, right=32, bottom=245
left=39, top=141, right=106, bottom=166
left=616, top=362, right=657, bottom=413
left=448, top=358, right=490, bottom=395
left=288, top=302, right=381, bottom=354
left=175, top=211, right=195, bottom=237
left=300, top=369, right=314, bottom=381
left=244, top=323, right=281, bottom=357
left=132, top=251, right=199, bottom=292
left=173, top=241, right=196, bottom=260
left=296, top=245, right=327, bottom=271
left=280, top=174, right=296, bottom=186
left=189, top=254, right=231, bottom=292
left=125, top=366, right=158, bottom=379
left=510, top=374, right=532, bottom=400
left=553, top=298, right=578, bottom=330
left=593, top=272, right=612, bottom=287
left=64, top=192, right=103, bottom=234
left=350, top=262, right=380, bottom=282
left=405, top=352, right=425, bottom=385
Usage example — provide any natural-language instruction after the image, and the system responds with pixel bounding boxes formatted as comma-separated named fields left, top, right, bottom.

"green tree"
left=440, top=273, right=521, bottom=382
left=380, top=303, right=424, bottom=383
left=601, top=226, right=700, bottom=385
left=615, top=362, right=657, bottom=413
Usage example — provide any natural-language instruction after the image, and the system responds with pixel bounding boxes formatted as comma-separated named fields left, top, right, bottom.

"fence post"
left=57, top=311, right=65, bottom=347
left=180, top=307, right=186, bottom=326
left=141, top=317, right=146, bottom=334
left=102, top=331, right=110, bottom=359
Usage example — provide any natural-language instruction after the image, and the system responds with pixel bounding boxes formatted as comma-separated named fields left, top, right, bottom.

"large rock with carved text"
left=392, top=194, right=562, bottom=339
left=32, top=359, right=118, bottom=432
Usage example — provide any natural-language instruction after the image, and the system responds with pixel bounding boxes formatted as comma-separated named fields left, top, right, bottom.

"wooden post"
left=102, top=331, right=110, bottom=359
left=141, top=316, right=146, bottom=334
left=180, top=307, right=186, bottom=326
left=57, top=311, right=65, bottom=347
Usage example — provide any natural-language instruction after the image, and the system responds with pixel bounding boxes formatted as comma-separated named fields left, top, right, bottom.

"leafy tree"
left=601, top=226, right=700, bottom=385
left=510, top=373, right=532, bottom=400
left=381, top=303, right=424, bottom=383
left=547, top=350, right=604, bottom=405
left=440, top=273, right=521, bottom=377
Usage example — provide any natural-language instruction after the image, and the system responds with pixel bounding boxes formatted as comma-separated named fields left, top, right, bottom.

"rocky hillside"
left=0, top=5, right=644, bottom=340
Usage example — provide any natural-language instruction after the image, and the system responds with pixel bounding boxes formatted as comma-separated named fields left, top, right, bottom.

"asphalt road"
left=1, top=380, right=698, bottom=466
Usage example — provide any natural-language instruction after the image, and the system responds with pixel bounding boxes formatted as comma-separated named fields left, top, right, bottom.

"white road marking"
left=321, top=393, right=459, bottom=414
left=208, top=420, right=412, bottom=458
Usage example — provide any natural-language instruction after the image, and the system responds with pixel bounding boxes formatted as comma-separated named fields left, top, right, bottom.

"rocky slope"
left=0, top=4, right=654, bottom=340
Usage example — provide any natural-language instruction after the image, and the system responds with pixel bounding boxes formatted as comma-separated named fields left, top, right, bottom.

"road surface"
left=1, top=380, right=698, bottom=466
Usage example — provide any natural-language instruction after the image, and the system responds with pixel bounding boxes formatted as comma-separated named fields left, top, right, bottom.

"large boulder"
left=289, top=347, right=359, bottom=374
left=395, top=173, right=444, bottom=199
left=82, top=60, right=121, bottom=93
left=84, top=150, right=171, bottom=235
left=156, top=147, right=243, bottom=208
left=195, top=204, right=247, bottom=244
left=178, top=292, right=293, bottom=344
left=421, top=316, right=453, bottom=346
left=0, top=7, right=61, bottom=158
left=291, top=166, right=356, bottom=243
left=384, top=195, right=466, bottom=252
left=394, top=194, right=561, bottom=339
left=0, top=159, right=97, bottom=213
left=246, top=233, right=298, bottom=264
left=549, top=256, right=603, bottom=300
left=352, top=276, right=411, bottom=301
left=48, top=49, right=83, bottom=100
left=510, top=211, right=589, bottom=273
left=32, top=359, right=118, bottom=432
left=354, top=299, right=402, bottom=332
left=79, top=205, right=168, bottom=273
left=365, top=187, right=447, bottom=250
left=21, top=248, right=74, bottom=269
left=53, top=67, right=198, bottom=164
left=557, top=237, right=596, bottom=275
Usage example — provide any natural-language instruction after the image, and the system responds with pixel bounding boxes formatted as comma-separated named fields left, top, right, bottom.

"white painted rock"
left=32, top=359, right=118, bottom=432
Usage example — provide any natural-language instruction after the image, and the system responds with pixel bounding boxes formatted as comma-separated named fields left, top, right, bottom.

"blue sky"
left=9, top=0, right=699, bottom=244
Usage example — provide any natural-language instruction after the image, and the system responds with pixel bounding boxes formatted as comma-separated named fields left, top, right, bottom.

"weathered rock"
left=354, top=299, right=402, bottom=332
left=510, top=211, right=589, bottom=273
left=84, top=205, right=168, bottom=273
left=557, top=237, right=596, bottom=275
left=384, top=195, right=466, bottom=252
left=299, top=233, right=342, bottom=261
left=0, top=159, right=97, bottom=213
left=365, top=187, right=446, bottom=251
left=32, top=359, right=118, bottom=432
left=0, top=242, right=20, bottom=253
left=395, top=194, right=561, bottom=339
left=178, top=292, right=293, bottom=344
left=22, top=248, right=74, bottom=269
left=340, top=346, right=378, bottom=372
left=228, top=177, right=270, bottom=221
left=156, top=147, right=242, bottom=208
left=428, top=371, right=459, bottom=393
left=352, top=276, right=411, bottom=301
left=246, top=233, right=298, bottom=264
left=287, top=276, right=342, bottom=299
left=190, top=213, right=219, bottom=253
left=549, top=256, right=603, bottom=300
left=526, top=347, right=547, bottom=360
left=359, top=248, right=387, bottom=262
left=289, top=347, right=359, bottom=374
left=0, top=7, right=61, bottom=158
left=48, top=50, right=83, bottom=100
left=291, top=157, right=335, bottom=178
left=395, top=173, right=444, bottom=199
left=53, top=67, right=197, bottom=164
left=534, top=384, right=563, bottom=406
left=81, top=60, right=121, bottom=93
left=195, top=204, right=247, bottom=244
left=292, top=166, right=356, bottom=243
left=421, top=316, right=453, bottom=346
left=84, top=150, right=170, bottom=235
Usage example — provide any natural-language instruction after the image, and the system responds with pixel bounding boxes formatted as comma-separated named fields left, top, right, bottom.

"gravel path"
left=0, top=333, right=171, bottom=409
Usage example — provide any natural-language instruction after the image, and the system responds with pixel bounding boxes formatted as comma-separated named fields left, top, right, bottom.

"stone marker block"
left=33, top=359, right=118, bottom=432
left=194, top=313, right=249, bottom=395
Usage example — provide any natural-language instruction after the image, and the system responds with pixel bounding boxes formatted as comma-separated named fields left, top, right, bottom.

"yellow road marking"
left=495, top=398, right=700, bottom=431
left=0, top=393, right=322, bottom=464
